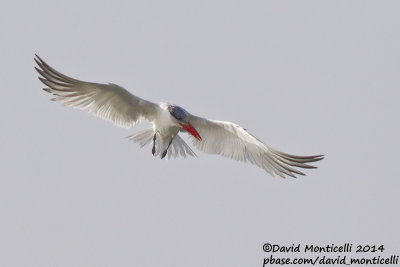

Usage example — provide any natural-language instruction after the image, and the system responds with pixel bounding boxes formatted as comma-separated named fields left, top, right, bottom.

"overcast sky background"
left=1, top=1, right=399, bottom=266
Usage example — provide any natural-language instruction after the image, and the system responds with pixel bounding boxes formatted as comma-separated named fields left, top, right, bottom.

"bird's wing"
left=35, top=55, right=158, bottom=128
left=188, top=115, right=323, bottom=178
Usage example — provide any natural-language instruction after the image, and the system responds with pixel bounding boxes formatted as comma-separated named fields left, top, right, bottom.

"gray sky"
left=1, top=0, right=399, bottom=266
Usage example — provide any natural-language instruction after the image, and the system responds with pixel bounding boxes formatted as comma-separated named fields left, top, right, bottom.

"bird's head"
left=168, top=105, right=202, bottom=141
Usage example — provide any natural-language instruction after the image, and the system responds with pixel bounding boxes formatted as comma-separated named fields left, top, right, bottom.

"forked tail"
left=127, top=128, right=197, bottom=159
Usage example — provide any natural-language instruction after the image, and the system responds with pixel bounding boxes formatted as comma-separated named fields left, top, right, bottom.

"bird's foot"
left=152, top=133, right=156, bottom=156
left=161, top=138, right=173, bottom=160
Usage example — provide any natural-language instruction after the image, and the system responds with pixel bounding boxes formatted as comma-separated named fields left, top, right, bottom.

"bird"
left=34, top=55, right=323, bottom=178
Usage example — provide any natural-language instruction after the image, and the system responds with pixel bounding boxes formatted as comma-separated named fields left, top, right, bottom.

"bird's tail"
left=127, top=128, right=197, bottom=159
left=167, top=135, right=197, bottom=159
left=127, top=128, right=155, bottom=148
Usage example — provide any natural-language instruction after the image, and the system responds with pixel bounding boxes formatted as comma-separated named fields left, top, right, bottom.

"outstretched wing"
left=188, top=115, right=323, bottom=178
left=35, top=55, right=158, bottom=128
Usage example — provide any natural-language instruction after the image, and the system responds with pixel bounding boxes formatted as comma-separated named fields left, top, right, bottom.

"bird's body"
left=155, top=103, right=181, bottom=137
left=149, top=103, right=185, bottom=157
left=35, top=55, right=323, bottom=177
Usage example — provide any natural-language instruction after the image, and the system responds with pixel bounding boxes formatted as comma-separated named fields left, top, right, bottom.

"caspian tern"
left=35, top=55, right=323, bottom=178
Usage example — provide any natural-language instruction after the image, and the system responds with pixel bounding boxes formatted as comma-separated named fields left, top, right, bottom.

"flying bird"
left=35, top=55, right=323, bottom=178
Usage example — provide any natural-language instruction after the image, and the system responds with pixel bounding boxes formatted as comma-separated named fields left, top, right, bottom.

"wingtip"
left=297, top=171, right=306, bottom=176
left=34, top=54, right=46, bottom=67
left=313, top=155, right=325, bottom=162
left=34, top=66, right=42, bottom=75
left=34, top=54, right=41, bottom=63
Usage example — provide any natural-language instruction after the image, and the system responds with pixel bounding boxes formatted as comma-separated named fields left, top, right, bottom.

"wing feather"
left=35, top=55, right=158, bottom=128
left=189, top=115, right=323, bottom=178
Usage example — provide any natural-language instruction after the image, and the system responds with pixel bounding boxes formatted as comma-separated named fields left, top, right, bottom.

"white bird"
left=35, top=55, right=323, bottom=178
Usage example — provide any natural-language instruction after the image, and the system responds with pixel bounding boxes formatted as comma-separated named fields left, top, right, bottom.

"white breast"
left=153, top=103, right=180, bottom=137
